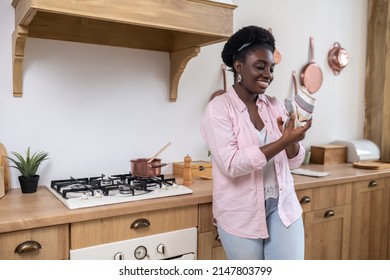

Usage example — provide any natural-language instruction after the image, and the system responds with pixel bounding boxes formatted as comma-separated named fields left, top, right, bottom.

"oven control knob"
left=157, top=243, right=166, bottom=255
left=113, top=252, right=125, bottom=260
left=134, top=245, right=148, bottom=260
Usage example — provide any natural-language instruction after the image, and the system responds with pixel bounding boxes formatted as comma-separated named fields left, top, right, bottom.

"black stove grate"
left=50, top=173, right=176, bottom=199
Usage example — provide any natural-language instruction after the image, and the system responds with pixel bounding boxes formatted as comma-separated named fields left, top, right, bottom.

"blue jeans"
left=217, top=207, right=305, bottom=260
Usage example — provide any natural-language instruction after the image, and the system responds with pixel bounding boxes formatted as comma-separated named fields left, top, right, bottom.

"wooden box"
left=310, top=145, right=347, bottom=164
left=173, top=160, right=212, bottom=178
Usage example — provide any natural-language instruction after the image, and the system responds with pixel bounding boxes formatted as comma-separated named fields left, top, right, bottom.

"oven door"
left=70, top=227, right=197, bottom=260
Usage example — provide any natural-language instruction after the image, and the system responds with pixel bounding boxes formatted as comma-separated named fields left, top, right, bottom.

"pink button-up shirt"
left=200, top=87, right=305, bottom=239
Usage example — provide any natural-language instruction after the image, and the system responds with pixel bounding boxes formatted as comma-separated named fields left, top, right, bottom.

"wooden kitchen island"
left=1, top=163, right=390, bottom=260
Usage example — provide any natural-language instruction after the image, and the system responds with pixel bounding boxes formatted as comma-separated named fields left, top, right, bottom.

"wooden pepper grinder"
left=183, top=154, right=192, bottom=186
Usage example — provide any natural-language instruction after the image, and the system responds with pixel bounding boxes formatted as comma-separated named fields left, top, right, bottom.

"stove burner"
left=50, top=173, right=176, bottom=199
left=70, top=184, right=83, bottom=190
left=118, top=186, right=134, bottom=195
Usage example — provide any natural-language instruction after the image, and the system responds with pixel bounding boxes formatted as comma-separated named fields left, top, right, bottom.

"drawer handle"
left=130, top=218, right=150, bottom=229
left=324, top=210, right=335, bottom=218
left=300, top=196, right=311, bottom=204
left=14, top=240, right=42, bottom=254
left=368, top=181, right=378, bottom=188
left=199, top=165, right=205, bottom=171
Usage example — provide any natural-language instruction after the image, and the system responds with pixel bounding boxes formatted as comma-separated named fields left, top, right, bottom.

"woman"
left=200, top=26, right=312, bottom=260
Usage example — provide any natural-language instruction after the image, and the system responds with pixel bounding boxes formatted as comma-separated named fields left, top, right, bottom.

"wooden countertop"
left=0, top=177, right=214, bottom=234
left=292, top=163, right=390, bottom=190
left=1, top=164, right=390, bottom=234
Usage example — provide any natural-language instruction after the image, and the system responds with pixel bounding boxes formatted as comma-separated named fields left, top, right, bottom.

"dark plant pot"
left=18, top=175, right=40, bottom=193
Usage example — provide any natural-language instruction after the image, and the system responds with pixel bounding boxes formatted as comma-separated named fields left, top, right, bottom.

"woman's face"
left=235, top=47, right=275, bottom=95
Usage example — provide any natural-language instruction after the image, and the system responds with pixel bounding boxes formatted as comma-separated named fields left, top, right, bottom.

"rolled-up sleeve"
left=288, top=143, right=305, bottom=170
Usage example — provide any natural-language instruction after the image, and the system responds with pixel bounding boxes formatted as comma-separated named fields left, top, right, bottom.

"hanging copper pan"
left=300, top=37, right=323, bottom=94
left=268, top=28, right=282, bottom=64
left=328, top=42, right=349, bottom=75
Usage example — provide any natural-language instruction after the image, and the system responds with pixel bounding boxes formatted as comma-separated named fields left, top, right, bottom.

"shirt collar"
left=257, top=93, right=269, bottom=106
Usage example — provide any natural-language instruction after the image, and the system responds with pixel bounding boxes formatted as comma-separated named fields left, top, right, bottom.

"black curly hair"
left=221, top=26, right=276, bottom=69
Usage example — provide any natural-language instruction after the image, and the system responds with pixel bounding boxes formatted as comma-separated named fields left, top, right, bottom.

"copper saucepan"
left=300, top=36, right=323, bottom=94
left=328, top=42, right=349, bottom=75
left=130, top=158, right=168, bottom=178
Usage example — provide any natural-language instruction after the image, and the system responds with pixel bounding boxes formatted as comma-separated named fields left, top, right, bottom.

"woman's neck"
left=234, top=84, right=258, bottom=105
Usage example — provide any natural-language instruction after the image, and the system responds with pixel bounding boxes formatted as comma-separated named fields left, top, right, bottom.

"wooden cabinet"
left=350, top=178, right=390, bottom=259
left=70, top=205, right=197, bottom=249
left=296, top=183, right=352, bottom=260
left=191, top=176, right=390, bottom=260
left=197, top=203, right=227, bottom=260
left=0, top=224, right=69, bottom=260
left=1, top=166, right=390, bottom=260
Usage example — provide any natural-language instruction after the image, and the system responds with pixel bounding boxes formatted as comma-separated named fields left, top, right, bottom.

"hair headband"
left=232, top=42, right=252, bottom=61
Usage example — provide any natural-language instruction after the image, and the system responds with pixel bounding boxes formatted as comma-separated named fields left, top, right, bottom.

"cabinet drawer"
left=0, top=224, right=69, bottom=260
left=296, top=183, right=352, bottom=212
left=71, top=205, right=198, bottom=249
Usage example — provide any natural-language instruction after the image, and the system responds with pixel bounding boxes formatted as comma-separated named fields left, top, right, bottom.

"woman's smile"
left=257, top=79, right=270, bottom=89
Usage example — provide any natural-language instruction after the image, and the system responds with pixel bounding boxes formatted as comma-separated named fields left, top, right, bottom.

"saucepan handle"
left=148, top=163, right=168, bottom=169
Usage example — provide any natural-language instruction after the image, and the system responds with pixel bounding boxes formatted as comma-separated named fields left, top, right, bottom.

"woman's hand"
left=261, top=114, right=312, bottom=160
left=277, top=114, right=312, bottom=143
left=277, top=114, right=312, bottom=138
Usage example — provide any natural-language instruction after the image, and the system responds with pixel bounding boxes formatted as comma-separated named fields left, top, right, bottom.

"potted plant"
left=7, top=147, right=49, bottom=193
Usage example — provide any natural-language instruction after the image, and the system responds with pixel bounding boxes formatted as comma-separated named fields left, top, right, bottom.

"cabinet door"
left=198, top=230, right=227, bottom=260
left=350, top=178, right=389, bottom=259
left=304, top=204, right=351, bottom=260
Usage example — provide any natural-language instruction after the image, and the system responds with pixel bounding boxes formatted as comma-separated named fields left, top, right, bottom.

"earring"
left=236, top=73, right=242, bottom=83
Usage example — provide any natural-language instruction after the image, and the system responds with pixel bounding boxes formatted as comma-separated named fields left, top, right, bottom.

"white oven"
left=70, top=227, right=197, bottom=260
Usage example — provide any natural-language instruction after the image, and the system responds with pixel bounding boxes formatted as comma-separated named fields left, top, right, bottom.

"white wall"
left=0, top=0, right=368, bottom=188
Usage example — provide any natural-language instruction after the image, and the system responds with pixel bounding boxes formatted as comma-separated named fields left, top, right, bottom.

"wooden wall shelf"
left=11, top=0, right=236, bottom=101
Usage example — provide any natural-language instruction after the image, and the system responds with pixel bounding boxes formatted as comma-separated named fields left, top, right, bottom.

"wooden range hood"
left=11, top=0, right=236, bottom=101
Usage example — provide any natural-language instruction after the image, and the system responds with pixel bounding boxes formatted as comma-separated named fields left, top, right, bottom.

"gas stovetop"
left=47, top=173, right=193, bottom=210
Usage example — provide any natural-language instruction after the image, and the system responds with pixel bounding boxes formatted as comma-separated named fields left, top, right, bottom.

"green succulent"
left=7, top=147, right=49, bottom=177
